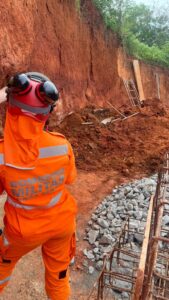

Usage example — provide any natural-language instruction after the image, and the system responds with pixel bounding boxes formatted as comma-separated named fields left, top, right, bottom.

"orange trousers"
left=0, top=227, right=76, bottom=300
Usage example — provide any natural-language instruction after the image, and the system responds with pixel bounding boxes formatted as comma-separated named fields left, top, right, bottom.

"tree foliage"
left=94, top=0, right=169, bottom=68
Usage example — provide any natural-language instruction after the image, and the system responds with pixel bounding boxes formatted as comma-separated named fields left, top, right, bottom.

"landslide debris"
left=1, top=99, right=169, bottom=178
left=48, top=99, right=169, bottom=177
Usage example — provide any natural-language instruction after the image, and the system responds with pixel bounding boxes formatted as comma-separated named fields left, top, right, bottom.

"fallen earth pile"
left=48, top=99, right=169, bottom=177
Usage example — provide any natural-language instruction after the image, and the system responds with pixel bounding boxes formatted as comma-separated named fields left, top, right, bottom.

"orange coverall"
left=0, top=111, right=77, bottom=300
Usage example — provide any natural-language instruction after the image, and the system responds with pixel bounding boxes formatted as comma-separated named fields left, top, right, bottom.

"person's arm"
left=65, top=141, right=77, bottom=184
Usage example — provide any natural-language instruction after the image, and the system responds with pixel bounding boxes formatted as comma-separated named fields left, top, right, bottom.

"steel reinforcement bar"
left=88, top=152, right=169, bottom=300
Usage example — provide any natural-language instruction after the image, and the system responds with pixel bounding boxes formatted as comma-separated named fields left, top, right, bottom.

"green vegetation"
left=94, top=0, right=169, bottom=68
left=75, top=0, right=81, bottom=13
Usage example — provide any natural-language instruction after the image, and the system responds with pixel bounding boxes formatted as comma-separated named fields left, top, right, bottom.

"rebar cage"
left=88, top=153, right=169, bottom=300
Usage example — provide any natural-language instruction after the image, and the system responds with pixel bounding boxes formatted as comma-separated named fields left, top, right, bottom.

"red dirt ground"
left=49, top=99, right=169, bottom=176
left=1, top=99, right=169, bottom=299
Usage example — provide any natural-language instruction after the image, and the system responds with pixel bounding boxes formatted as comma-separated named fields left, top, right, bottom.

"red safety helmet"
left=6, top=72, right=59, bottom=122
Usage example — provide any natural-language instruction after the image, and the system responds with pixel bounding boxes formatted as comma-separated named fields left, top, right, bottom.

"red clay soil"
left=49, top=98, right=169, bottom=177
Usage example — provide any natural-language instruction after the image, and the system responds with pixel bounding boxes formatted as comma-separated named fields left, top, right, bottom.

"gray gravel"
left=83, top=175, right=158, bottom=281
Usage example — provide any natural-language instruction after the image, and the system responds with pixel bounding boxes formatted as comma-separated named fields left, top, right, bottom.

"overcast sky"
left=135, top=0, right=169, bottom=8
left=135, top=0, right=167, bottom=4
left=134, top=0, right=169, bottom=16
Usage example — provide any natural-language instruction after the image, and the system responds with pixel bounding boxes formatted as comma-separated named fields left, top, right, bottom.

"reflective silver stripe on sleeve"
left=39, top=145, right=68, bottom=159
left=46, top=192, right=62, bottom=208
left=0, top=276, right=11, bottom=285
left=7, top=191, right=62, bottom=210
left=7, top=197, right=34, bottom=210
left=9, top=96, right=51, bottom=115
left=5, top=163, right=35, bottom=170
left=3, top=235, right=9, bottom=246
left=0, top=154, right=4, bottom=165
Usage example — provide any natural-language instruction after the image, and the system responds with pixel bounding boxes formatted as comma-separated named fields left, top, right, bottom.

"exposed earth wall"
left=0, top=0, right=169, bottom=114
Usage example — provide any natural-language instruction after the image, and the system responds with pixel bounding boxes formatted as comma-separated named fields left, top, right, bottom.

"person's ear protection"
left=7, top=72, right=59, bottom=105
left=6, top=72, right=59, bottom=121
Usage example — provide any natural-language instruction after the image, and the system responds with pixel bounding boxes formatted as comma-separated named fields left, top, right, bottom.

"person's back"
left=0, top=72, right=77, bottom=300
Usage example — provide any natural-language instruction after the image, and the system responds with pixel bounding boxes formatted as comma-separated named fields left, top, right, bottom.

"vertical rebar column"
left=142, top=154, right=169, bottom=299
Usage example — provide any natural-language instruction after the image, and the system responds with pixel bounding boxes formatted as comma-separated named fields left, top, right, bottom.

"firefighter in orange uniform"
left=0, top=72, right=77, bottom=300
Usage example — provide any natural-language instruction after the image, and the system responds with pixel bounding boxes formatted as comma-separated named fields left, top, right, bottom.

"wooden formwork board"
left=133, top=60, right=145, bottom=101
left=132, top=195, right=154, bottom=300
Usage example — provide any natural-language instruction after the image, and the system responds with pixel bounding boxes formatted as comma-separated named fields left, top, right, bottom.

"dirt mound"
left=48, top=99, right=169, bottom=177
left=0, top=99, right=168, bottom=177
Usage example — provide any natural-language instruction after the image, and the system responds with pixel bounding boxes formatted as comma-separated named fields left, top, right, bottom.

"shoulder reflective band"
left=9, top=95, right=51, bottom=115
left=0, top=276, right=11, bottom=285
left=39, top=145, right=68, bottom=158
left=0, top=144, right=68, bottom=168
left=7, top=191, right=62, bottom=210
left=0, top=154, right=4, bottom=165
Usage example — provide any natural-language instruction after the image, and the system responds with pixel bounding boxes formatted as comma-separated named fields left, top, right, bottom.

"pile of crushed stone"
left=82, top=175, right=157, bottom=276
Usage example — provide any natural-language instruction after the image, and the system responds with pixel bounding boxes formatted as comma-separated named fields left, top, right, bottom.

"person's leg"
left=42, top=230, right=76, bottom=300
left=0, top=230, right=38, bottom=293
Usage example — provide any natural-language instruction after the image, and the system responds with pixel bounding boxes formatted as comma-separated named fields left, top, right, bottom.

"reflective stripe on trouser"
left=0, top=226, right=76, bottom=299
left=0, top=275, right=11, bottom=291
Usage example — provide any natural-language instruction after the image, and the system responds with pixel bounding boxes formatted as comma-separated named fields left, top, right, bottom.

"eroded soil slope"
left=1, top=0, right=169, bottom=115
left=0, top=0, right=128, bottom=114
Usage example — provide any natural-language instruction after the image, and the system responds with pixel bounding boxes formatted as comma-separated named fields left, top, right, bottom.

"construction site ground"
left=1, top=99, right=169, bottom=299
